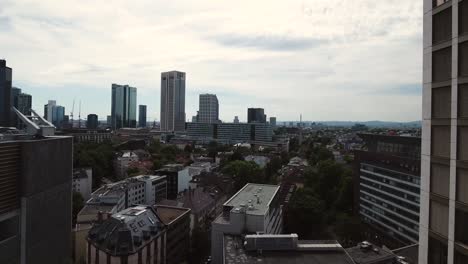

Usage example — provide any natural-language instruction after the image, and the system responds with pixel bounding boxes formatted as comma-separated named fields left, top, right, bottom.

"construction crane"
left=78, top=100, right=82, bottom=128
left=70, top=98, right=75, bottom=128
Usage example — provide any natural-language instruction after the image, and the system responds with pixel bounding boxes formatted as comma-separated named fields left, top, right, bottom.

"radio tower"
left=70, top=98, right=75, bottom=128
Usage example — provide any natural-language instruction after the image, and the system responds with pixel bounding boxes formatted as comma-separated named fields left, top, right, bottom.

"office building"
left=111, top=83, right=137, bottom=130
left=87, top=114, right=98, bottom=129
left=233, top=116, right=239, bottom=123
left=10, top=87, right=21, bottom=126
left=52, top=105, right=65, bottom=128
left=0, top=60, right=12, bottom=127
left=155, top=205, right=191, bottom=264
left=17, top=92, right=32, bottom=116
left=211, top=183, right=282, bottom=264
left=248, top=108, right=266, bottom=123
left=420, top=0, right=468, bottom=263
left=44, top=100, right=56, bottom=122
left=160, top=71, right=186, bottom=132
left=73, top=168, right=93, bottom=200
left=138, top=105, right=147, bottom=128
left=86, top=206, right=167, bottom=264
left=155, top=164, right=190, bottom=200
left=186, top=122, right=273, bottom=144
left=0, top=128, right=73, bottom=264
left=58, top=128, right=112, bottom=143
left=354, top=134, right=421, bottom=248
left=198, top=94, right=219, bottom=123
left=269, top=116, right=277, bottom=127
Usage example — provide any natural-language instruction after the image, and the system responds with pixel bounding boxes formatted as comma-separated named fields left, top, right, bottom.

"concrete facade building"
left=0, top=132, right=73, bottom=264
left=198, top=94, right=219, bottom=123
left=111, top=84, right=137, bottom=130
left=73, top=167, right=93, bottom=200
left=185, top=122, right=273, bottom=144
left=354, top=134, right=421, bottom=248
left=155, top=205, right=191, bottom=264
left=44, top=100, right=56, bottom=122
left=160, top=71, right=186, bottom=132
left=139, top=105, right=147, bottom=128
left=211, top=183, right=282, bottom=264
left=155, top=164, right=190, bottom=200
left=86, top=206, right=167, bottom=264
left=420, top=0, right=468, bottom=263
left=269, top=116, right=277, bottom=127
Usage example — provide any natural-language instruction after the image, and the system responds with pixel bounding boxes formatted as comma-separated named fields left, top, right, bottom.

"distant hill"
left=279, top=120, right=422, bottom=128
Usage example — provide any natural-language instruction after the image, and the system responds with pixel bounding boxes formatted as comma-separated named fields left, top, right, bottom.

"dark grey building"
left=87, top=114, right=98, bottom=129
left=186, top=122, right=273, bottom=144
left=17, top=92, right=32, bottom=116
left=111, top=83, right=137, bottom=130
left=198, top=94, right=219, bottom=123
left=354, top=134, right=421, bottom=248
left=139, top=104, right=147, bottom=127
left=160, top=71, right=185, bottom=132
left=248, top=108, right=266, bottom=123
left=0, top=131, right=73, bottom=264
left=0, top=60, right=12, bottom=127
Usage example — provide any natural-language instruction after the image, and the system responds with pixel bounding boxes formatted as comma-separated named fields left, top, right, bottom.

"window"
left=431, top=125, right=451, bottom=158
left=431, top=163, right=450, bottom=197
left=455, top=209, right=468, bottom=246
left=459, top=42, right=468, bottom=77
left=457, top=169, right=468, bottom=204
left=433, top=8, right=452, bottom=44
left=0, top=217, right=18, bottom=241
left=460, top=0, right=468, bottom=36
left=460, top=85, right=468, bottom=118
left=455, top=249, right=468, bottom=264
left=430, top=200, right=449, bottom=237
left=432, top=86, right=452, bottom=118
left=433, top=47, right=452, bottom=82
left=459, top=127, right=468, bottom=161
left=428, top=236, right=448, bottom=264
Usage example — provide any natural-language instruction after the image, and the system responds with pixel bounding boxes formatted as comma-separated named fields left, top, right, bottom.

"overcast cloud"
left=0, top=0, right=422, bottom=122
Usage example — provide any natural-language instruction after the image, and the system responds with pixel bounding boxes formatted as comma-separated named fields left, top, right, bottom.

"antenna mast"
left=78, top=100, right=82, bottom=128
left=70, top=98, right=75, bottom=128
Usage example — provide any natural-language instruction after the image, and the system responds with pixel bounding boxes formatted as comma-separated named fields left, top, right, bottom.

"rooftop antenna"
left=299, top=114, right=303, bottom=145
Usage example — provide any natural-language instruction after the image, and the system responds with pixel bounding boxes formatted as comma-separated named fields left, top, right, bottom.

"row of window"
left=432, top=42, right=468, bottom=83
left=361, top=199, right=419, bottom=228
left=360, top=194, right=420, bottom=222
left=361, top=170, right=420, bottom=194
left=360, top=178, right=420, bottom=204
left=433, top=0, right=468, bottom=44
left=361, top=164, right=421, bottom=185
left=360, top=208, right=418, bottom=242
left=360, top=185, right=420, bottom=213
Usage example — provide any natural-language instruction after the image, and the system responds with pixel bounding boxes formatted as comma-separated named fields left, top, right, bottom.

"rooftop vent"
left=359, top=241, right=372, bottom=250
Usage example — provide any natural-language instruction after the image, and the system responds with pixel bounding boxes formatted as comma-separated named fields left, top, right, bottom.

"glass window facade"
left=111, top=84, right=137, bottom=129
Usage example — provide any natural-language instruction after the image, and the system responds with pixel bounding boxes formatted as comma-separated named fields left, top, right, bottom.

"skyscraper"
left=139, top=105, right=147, bottom=127
left=45, top=100, right=56, bottom=122
left=87, top=114, right=98, bottom=129
left=420, top=1, right=468, bottom=263
left=17, top=92, right=32, bottom=116
left=0, top=60, right=12, bottom=127
left=160, top=71, right=186, bottom=132
left=111, top=84, right=137, bottom=130
left=248, top=108, right=266, bottom=123
left=53, top=105, right=65, bottom=128
left=198, top=94, right=219, bottom=123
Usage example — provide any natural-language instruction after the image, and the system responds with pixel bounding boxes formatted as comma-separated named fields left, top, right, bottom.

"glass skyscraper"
left=160, top=71, right=186, bottom=132
left=111, top=84, right=137, bottom=130
left=139, top=105, right=147, bottom=128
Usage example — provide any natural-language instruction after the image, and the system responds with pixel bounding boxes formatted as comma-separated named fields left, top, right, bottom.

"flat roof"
left=224, top=235, right=354, bottom=264
left=346, top=244, right=396, bottom=264
left=154, top=205, right=190, bottom=225
left=224, top=183, right=280, bottom=216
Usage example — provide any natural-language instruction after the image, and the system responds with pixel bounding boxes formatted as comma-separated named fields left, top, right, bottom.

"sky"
left=0, top=0, right=423, bottom=123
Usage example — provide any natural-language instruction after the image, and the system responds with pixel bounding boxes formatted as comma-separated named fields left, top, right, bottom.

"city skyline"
left=1, top=1, right=422, bottom=122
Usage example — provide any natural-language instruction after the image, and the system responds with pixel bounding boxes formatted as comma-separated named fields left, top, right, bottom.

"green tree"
left=184, top=144, right=193, bottom=153
left=264, top=157, right=282, bottom=184
left=285, top=188, right=326, bottom=239
left=222, top=160, right=264, bottom=190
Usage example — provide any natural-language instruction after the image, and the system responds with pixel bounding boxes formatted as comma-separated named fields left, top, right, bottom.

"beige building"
left=420, top=0, right=468, bottom=263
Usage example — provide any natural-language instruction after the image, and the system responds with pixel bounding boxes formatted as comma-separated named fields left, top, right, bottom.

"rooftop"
left=88, top=206, right=165, bottom=255
left=224, top=234, right=354, bottom=264
left=346, top=242, right=397, bottom=264
left=223, top=183, right=280, bottom=216
left=154, top=205, right=191, bottom=225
